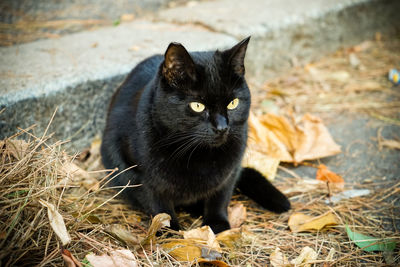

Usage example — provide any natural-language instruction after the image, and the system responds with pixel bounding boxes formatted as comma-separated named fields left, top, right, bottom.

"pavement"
left=0, top=0, right=399, bottom=181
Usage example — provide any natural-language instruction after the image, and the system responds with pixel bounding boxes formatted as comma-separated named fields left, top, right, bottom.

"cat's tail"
left=236, top=167, right=291, bottom=213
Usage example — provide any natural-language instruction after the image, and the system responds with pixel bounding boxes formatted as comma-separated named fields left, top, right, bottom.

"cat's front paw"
left=204, top=219, right=230, bottom=234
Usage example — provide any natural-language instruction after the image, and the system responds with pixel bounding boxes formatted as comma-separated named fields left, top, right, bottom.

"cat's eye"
left=227, top=98, right=239, bottom=110
left=190, top=102, right=205, bottom=112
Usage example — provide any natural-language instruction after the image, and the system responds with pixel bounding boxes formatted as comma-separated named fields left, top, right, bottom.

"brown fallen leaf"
left=288, top=211, right=338, bottom=232
left=38, top=199, right=71, bottom=245
left=247, top=112, right=341, bottom=164
left=182, top=225, right=221, bottom=252
left=86, top=249, right=138, bottom=267
left=106, top=224, right=140, bottom=247
left=62, top=249, right=82, bottom=267
left=316, top=164, right=344, bottom=186
left=228, top=203, right=247, bottom=228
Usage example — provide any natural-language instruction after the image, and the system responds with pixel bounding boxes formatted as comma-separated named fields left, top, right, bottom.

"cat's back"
left=109, top=55, right=163, bottom=111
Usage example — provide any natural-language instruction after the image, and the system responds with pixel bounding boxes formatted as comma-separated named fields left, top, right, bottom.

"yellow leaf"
left=216, top=227, right=255, bottom=249
left=38, top=199, right=71, bottom=245
left=228, top=203, right=247, bottom=228
left=288, top=212, right=338, bottom=232
left=216, top=228, right=242, bottom=248
left=270, top=247, right=290, bottom=267
left=182, top=225, right=221, bottom=252
left=162, top=240, right=202, bottom=261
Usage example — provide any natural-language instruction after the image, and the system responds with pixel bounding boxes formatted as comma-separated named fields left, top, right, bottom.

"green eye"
left=227, top=98, right=239, bottom=110
left=190, top=102, right=205, bottom=112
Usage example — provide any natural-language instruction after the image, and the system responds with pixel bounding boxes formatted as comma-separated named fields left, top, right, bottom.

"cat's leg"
left=142, top=190, right=180, bottom=231
left=202, top=182, right=235, bottom=234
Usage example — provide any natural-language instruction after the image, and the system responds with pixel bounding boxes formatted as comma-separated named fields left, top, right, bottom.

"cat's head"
left=153, top=37, right=251, bottom=148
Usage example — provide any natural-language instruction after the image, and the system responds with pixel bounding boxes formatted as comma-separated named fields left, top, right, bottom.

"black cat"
left=101, top=37, right=290, bottom=234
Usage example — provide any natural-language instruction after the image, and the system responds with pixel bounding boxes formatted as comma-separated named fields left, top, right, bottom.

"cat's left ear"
left=162, top=42, right=196, bottom=86
left=223, top=36, right=250, bottom=76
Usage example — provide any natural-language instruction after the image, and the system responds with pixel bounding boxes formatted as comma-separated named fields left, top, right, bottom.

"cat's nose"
left=213, top=114, right=229, bottom=134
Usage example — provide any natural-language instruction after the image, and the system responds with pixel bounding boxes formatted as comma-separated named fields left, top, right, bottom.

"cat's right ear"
left=162, top=43, right=196, bottom=86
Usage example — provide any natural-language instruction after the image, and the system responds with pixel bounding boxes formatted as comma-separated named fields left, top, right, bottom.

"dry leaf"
left=293, top=114, right=341, bottom=163
left=380, top=139, right=400, bottom=150
left=228, top=203, right=247, bottom=228
left=291, top=246, right=318, bottom=266
left=270, top=247, right=290, bottom=267
left=247, top=112, right=341, bottom=164
left=197, top=259, right=229, bottom=267
left=86, top=249, right=138, bottom=267
left=162, top=239, right=202, bottom=261
left=242, top=144, right=280, bottom=181
left=282, top=178, right=326, bottom=195
left=62, top=249, right=82, bottom=267
left=62, top=161, right=99, bottom=190
left=38, top=199, right=71, bottom=245
left=0, top=139, right=30, bottom=160
left=140, top=213, right=171, bottom=246
left=183, top=225, right=221, bottom=252
left=121, top=14, right=135, bottom=22
left=288, top=212, right=338, bottom=232
left=106, top=225, right=140, bottom=247
left=316, top=164, right=344, bottom=186
left=216, top=228, right=242, bottom=248
left=328, top=189, right=371, bottom=204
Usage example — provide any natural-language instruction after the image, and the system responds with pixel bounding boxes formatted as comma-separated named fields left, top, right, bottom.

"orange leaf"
left=62, top=249, right=82, bottom=267
left=316, top=164, right=344, bottom=184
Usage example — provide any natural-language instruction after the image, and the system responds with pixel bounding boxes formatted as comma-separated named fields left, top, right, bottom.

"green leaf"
left=345, top=225, right=396, bottom=252
left=113, top=19, right=120, bottom=26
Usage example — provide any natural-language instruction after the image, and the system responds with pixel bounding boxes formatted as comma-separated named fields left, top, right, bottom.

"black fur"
left=101, top=37, right=290, bottom=233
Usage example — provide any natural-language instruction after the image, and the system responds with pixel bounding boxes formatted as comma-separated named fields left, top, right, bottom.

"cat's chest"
left=146, top=148, right=240, bottom=198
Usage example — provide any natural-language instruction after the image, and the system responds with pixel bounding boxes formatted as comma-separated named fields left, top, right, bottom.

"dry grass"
left=0, top=126, right=398, bottom=266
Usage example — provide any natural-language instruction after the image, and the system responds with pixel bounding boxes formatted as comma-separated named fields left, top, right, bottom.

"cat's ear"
left=223, top=36, right=250, bottom=76
left=162, top=42, right=196, bottom=85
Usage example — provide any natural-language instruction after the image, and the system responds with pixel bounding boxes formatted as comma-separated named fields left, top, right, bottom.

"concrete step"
left=0, top=0, right=399, bottom=151
left=157, top=0, right=400, bottom=77
left=0, top=21, right=236, bottom=149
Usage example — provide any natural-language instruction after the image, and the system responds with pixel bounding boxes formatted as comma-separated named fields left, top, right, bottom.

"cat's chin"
left=207, top=136, right=228, bottom=147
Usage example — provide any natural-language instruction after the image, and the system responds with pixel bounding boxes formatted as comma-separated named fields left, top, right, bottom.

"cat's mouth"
left=208, top=133, right=229, bottom=147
